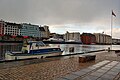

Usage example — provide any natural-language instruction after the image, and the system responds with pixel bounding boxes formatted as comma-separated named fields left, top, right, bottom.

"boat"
left=5, top=41, right=63, bottom=60
left=48, top=38, right=64, bottom=42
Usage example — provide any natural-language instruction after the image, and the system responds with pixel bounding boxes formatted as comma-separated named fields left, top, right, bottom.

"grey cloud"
left=0, top=0, right=120, bottom=26
left=0, top=0, right=29, bottom=22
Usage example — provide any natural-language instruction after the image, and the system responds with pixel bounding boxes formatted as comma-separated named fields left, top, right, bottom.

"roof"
left=6, top=22, right=21, bottom=26
left=5, top=22, right=22, bottom=28
left=22, top=23, right=39, bottom=27
left=82, top=33, right=95, bottom=36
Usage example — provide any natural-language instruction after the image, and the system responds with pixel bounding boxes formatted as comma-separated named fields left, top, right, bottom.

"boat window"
left=36, top=44, right=39, bottom=47
left=36, top=42, right=45, bottom=47
left=23, top=46, right=27, bottom=47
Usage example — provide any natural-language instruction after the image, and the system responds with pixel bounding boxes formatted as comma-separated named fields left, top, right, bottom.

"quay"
left=0, top=50, right=120, bottom=80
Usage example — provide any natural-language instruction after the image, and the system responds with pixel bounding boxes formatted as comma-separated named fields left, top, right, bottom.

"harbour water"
left=0, top=42, right=120, bottom=60
left=52, top=44, right=120, bottom=55
left=0, top=43, right=120, bottom=80
left=0, top=43, right=23, bottom=60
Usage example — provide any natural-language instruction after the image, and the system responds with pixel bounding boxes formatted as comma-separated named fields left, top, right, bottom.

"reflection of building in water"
left=64, top=31, right=81, bottom=42
left=0, top=43, right=22, bottom=59
left=81, top=45, right=91, bottom=52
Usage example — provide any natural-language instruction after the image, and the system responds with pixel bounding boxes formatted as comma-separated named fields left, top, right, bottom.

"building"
left=112, top=38, right=120, bottom=44
left=64, top=31, right=81, bottom=42
left=112, top=38, right=118, bottom=44
left=0, top=20, right=5, bottom=35
left=0, top=20, right=21, bottom=36
left=39, top=25, right=50, bottom=39
left=94, top=33, right=112, bottom=44
left=81, top=33, right=96, bottom=44
left=5, top=22, right=21, bottom=36
left=20, top=23, right=40, bottom=38
left=43, top=25, right=50, bottom=39
left=0, top=20, right=51, bottom=41
left=39, top=27, right=46, bottom=39
left=0, top=20, right=21, bottom=41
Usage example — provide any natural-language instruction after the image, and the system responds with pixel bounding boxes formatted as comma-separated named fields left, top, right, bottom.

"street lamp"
left=102, top=32, right=104, bottom=44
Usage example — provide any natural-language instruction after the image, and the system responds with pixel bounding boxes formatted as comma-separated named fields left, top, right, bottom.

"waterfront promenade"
left=0, top=51, right=120, bottom=80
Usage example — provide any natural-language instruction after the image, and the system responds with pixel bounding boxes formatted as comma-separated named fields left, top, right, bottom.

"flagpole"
left=111, top=10, right=113, bottom=50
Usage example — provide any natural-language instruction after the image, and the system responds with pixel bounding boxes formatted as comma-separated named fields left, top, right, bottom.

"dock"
left=0, top=51, right=120, bottom=80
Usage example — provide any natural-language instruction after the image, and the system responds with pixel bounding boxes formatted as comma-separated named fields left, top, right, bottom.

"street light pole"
left=102, top=32, right=104, bottom=44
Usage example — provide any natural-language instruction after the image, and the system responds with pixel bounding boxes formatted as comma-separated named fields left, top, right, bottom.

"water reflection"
left=59, top=44, right=120, bottom=55
left=0, top=43, right=23, bottom=60
left=0, top=43, right=120, bottom=60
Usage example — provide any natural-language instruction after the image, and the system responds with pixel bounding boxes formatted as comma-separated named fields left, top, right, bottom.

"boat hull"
left=5, top=51, right=62, bottom=60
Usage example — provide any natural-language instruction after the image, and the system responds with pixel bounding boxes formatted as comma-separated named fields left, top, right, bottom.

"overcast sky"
left=0, top=0, right=120, bottom=38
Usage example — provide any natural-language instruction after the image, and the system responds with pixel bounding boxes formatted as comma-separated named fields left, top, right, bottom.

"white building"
left=43, top=25, right=50, bottom=39
left=5, top=22, right=21, bottom=36
left=94, top=33, right=112, bottom=44
left=0, top=20, right=21, bottom=36
left=39, top=27, right=46, bottom=39
left=64, top=31, right=81, bottom=42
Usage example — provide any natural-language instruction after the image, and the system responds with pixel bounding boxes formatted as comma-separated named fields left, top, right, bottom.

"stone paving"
left=0, top=51, right=120, bottom=80
left=56, top=60, right=120, bottom=80
left=0, top=57, right=95, bottom=80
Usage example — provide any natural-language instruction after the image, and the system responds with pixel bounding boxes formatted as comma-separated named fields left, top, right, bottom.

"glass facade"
left=20, top=23, right=40, bottom=37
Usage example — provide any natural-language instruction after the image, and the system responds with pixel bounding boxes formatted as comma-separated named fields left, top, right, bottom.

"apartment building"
left=64, top=31, right=81, bottom=42
left=94, top=33, right=112, bottom=44
left=0, top=20, right=5, bottom=35
left=43, top=25, right=50, bottom=39
left=39, top=27, right=45, bottom=39
left=0, top=20, right=21, bottom=36
left=20, top=23, right=40, bottom=38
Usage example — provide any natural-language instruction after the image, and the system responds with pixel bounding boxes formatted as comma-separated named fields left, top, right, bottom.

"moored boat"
left=5, top=41, right=63, bottom=60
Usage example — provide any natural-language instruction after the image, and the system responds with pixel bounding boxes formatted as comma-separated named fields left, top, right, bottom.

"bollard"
left=69, top=47, right=74, bottom=52
left=108, top=47, right=110, bottom=52
left=15, top=57, right=17, bottom=60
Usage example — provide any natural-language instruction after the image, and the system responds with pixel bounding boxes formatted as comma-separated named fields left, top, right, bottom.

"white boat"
left=48, top=38, right=64, bottom=42
left=5, top=41, right=63, bottom=60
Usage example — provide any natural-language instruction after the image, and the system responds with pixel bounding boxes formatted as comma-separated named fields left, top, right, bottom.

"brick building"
left=81, top=33, right=96, bottom=44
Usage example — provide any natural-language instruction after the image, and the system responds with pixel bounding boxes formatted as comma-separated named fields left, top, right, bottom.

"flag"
left=112, top=10, right=116, bottom=17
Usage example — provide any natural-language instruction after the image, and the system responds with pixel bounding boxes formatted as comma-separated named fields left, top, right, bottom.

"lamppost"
left=102, top=32, right=104, bottom=44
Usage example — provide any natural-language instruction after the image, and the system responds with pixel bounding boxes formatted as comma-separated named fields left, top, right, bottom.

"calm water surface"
left=0, top=43, right=120, bottom=69
left=0, top=43, right=120, bottom=59
left=58, top=44, right=120, bottom=55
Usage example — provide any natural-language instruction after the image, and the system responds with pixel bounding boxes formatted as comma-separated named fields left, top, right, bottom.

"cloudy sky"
left=0, top=0, right=120, bottom=38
